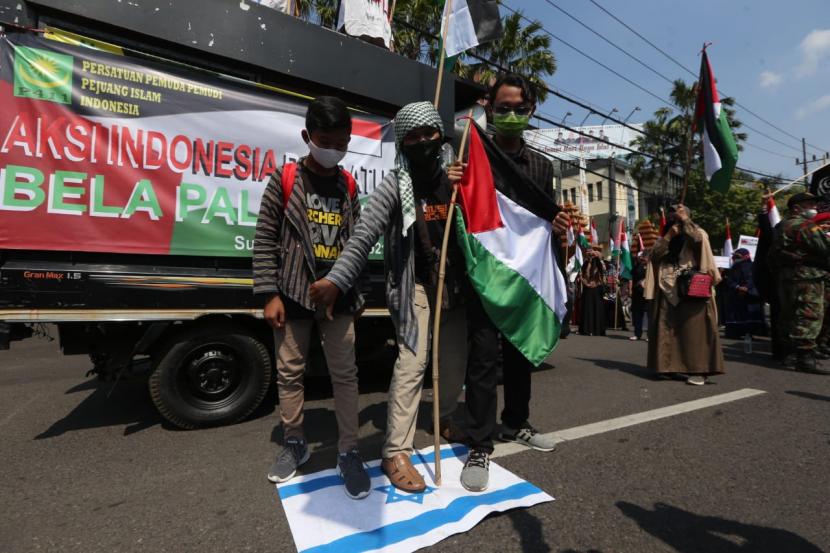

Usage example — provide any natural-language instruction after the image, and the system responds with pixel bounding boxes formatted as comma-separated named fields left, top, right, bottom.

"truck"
left=0, top=0, right=477, bottom=429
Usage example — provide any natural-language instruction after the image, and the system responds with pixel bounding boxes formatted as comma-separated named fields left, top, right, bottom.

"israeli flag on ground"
left=276, top=444, right=554, bottom=553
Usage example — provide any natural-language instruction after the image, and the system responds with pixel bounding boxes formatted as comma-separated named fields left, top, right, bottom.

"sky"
left=512, top=0, right=830, bottom=181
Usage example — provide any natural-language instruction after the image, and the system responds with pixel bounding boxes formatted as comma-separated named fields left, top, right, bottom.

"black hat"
left=787, top=191, right=817, bottom=210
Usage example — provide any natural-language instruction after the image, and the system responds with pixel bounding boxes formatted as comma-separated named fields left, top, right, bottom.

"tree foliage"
left=455, top=12, right=556, bottom=102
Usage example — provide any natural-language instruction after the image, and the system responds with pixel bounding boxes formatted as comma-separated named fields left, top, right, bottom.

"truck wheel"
left=149, top=323, right=271, bottom=429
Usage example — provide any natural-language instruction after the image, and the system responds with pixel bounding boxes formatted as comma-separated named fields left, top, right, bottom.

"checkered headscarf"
left=394, top=101, right=445, bottom=236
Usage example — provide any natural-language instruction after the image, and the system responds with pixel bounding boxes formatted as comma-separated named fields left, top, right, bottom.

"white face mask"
left=307, top=139, right=347, bottom=169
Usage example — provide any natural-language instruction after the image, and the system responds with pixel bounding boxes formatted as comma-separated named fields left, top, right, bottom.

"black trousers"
left=464, top=290, right=533, bottom=453
left=632, top=307, right=648, bottom=339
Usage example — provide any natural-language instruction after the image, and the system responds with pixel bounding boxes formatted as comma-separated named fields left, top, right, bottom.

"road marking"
left=491, top=388, right=767, bottom=459
left=0, top=393, right=42, bottom=429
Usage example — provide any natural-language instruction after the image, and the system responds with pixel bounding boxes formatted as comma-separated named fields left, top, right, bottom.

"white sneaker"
left=686, top=375, right=707, bottom=386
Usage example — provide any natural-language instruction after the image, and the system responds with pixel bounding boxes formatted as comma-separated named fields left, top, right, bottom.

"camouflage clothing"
left=770, top=213, right=830, bottom=352
left=819, top=274, right=830, bottom=350
left=780, top=276, right=824, bottom=351
left=768, top=214, right=830, bottom=279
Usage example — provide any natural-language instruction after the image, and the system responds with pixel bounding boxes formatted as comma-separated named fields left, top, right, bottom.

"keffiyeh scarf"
left=393, top=101, right=445, bottom=236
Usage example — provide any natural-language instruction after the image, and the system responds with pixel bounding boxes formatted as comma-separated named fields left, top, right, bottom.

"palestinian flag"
left=577, top=225, right=590, bottom=249
left=610, top=219, right=621, bottom=254
left=566, top=222, right=586, bottom=276
left=724, top=219, right=734, bottom=258
left=637, top=232, right=645, bottom=256
left=590, top=218, right=599, bottom=244
left=456, top=124, right=568, bottom=366
left=658, top=208, right=667, bottom=235
left=694, top=49, right=739, bottom=194
left=619, top=229, right=633, bottom=280
left=440, top=0, right=502, bottom=68
left=767, top=196, right=781, bottom=227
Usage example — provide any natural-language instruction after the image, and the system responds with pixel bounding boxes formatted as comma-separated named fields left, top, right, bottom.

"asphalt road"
left=1, top=328, right=828, bottom=553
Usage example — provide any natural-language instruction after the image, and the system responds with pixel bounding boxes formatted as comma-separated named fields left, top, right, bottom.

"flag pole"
left=431, top=109, right=473, bottom=486
left=679, top=83, right=699, bottom=205
left=614, top=221, right=620, bottom=330
left=433, top=0, right=453, bottom=109
left=565, top=224, right=572, bottom=272
left=772, top=159, right=830, bottom=196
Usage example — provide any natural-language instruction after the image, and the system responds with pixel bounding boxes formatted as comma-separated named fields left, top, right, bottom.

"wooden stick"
left=772, top=159, right=830, bottom=196
left=431, top=111, right=473, bottom=487
left=388, top=0, right=397, bottom=22
left=433, top=0, right=452, bottom=109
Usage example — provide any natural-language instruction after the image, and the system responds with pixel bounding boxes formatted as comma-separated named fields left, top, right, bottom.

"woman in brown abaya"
left=645, top=205, right=725, bottom=385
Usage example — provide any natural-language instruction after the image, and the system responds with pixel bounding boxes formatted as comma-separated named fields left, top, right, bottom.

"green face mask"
left=493, top=111, right=530, bottom=137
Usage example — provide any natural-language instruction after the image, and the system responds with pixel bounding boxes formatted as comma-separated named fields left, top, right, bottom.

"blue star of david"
left=374, top=485, right=435, bottom=504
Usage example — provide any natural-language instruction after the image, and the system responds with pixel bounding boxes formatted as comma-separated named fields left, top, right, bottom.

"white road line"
left=491, top=388, right=767, bottom=459
left=0, top=393, right=42, bottom=429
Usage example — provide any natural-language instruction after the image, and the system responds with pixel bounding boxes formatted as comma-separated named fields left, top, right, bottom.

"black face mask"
left=403, top=138, right=441, bottom=170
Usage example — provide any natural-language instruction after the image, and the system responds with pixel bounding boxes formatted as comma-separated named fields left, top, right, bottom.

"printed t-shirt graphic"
left=302, top=170, right=345, bottom=279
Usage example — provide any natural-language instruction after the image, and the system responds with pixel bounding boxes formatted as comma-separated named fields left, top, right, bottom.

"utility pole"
left=609, top=156, right=617, bottom=223
left=802, top=138, right=808, bottom=182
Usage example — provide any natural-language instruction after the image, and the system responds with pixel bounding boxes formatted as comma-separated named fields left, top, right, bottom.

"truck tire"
left=149, top=322, right=271, bottom=429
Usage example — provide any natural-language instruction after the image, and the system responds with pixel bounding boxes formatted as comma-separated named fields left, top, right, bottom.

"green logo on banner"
left=13, top=46, right=73, bottom=104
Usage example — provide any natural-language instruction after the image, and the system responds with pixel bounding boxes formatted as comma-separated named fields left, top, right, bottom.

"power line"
left=539, top=0, right=676, bottom=86
left=501, top=3, right=805, bottom=159
left=525, top=1, right=805, bottom=156
left=499, top=2, right=675, bottom=107
left=396, top=16, right=799, bottom=182
left=743, top=141, right=800, bottom=160
left=586, top=0, right=829, bottom=154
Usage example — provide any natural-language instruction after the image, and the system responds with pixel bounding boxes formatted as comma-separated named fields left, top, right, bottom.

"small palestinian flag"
left=658, top=208, right=667, bottom=235
left=724, top=219, right=734, bottom=259
left=456, top=123, right=568, bottom=366
left=590, top=218, right=599, bottom=244
left=619, top=228, right=633, bottom=280
left=694, top=48, right=739, bottom=194
left=440, top=0, right=503, bottom=61
left=767, top=196, right=781, bottom=227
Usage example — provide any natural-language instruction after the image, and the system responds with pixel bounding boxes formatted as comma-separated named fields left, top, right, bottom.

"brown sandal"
left=382, top=453, right=426, bottom=493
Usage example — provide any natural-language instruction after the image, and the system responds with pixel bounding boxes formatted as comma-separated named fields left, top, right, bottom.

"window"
left=570, top=188, right=577, bottom=204
left=597, top=182, right=603, bottom=201
left=588, top=183, right=594, bottom=202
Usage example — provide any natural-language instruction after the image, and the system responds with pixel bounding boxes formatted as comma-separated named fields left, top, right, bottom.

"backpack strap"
left=281, top=162, right=298, bottom=210
left=340, top=168, right=357, bottom=200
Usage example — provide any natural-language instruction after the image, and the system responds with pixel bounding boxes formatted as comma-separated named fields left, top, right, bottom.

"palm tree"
left=290, top=0, right=338, bottom=28
left=391, top=0, right=443, bottom=62
left=456, top=11, right=556, bottom=102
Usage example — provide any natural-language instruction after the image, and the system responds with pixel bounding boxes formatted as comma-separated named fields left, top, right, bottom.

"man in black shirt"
left=446, top=74, right=570, bottom=492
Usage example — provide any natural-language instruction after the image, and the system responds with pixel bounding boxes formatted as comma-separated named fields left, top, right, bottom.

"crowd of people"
left=254, top=74, right=566, bottom=500
left=249, top=11, right=830, bottom=499
left=564, top=180, right=830, bottom=382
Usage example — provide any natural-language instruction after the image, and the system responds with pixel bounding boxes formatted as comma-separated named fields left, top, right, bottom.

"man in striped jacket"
left=253, top=96, right=370, bottom=499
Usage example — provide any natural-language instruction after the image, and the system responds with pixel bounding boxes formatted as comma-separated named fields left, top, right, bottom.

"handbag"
left=676, top=269, right=713, bottom=301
